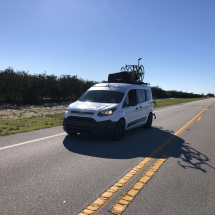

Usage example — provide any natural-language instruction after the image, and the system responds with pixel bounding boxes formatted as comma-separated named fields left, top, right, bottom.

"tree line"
left=0, top=67, right=202, bottom=104
left=0, top=68, right=97, bottom=104
left=151, top=86, right=202, bottom=99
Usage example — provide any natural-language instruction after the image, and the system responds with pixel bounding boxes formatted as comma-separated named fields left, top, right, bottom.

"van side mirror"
left=129, top=101, right=137, bottom=106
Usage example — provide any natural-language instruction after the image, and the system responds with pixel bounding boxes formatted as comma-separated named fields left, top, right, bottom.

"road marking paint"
left=109, top=100, right=215, bottom=214
left=0, top=99, right=212, bottom=151
left=78, top=157, right=154, bottom=215
left=197, top=116, right=202, bottom=121
left=110, top=154, right=169, bottom=215
left=154, top=99, right=210, bottom=113
left=174, top=100, right=214, bottom=137
left=206, top=108, right=208, bottom=110
left=0, top=133, right=66, bottom=151
left=78, top=99, right=215, bottom=215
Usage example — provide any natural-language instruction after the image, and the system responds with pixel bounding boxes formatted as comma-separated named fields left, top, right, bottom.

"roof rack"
left=104, top=81, right=150, bottom=85
left=133, top=81, right=150, bottom=85
left=106, top=58, right=150, bottom=85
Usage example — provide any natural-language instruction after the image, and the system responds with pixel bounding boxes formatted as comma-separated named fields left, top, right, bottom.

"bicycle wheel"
left=138, top=65, right=145, bottom=81
left=141, top=65, right=145, bottom=80
left=127, top=66, right=132, bottom=72
left=120, top=67, right=125, bottom=71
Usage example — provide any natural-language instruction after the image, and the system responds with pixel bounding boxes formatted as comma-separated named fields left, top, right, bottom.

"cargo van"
left=63, top=82, right=154, bottom=140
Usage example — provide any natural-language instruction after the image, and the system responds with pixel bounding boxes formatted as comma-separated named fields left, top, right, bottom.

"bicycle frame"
left=120, top=58, right=144, bottom=82
left=131, top=58, right=142, bottom=81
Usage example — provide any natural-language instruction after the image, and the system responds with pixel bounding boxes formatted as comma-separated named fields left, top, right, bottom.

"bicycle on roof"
left=120, top=58, right=145, bottom=82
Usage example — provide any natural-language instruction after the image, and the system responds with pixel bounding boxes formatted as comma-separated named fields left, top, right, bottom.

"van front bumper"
left=63, top=116, right=117, bottom=134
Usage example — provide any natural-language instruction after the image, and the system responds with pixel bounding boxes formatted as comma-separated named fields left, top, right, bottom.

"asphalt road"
left=0, top=98, right=215, bottom=215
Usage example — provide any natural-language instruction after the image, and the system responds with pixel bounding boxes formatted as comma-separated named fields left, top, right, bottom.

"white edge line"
left=0, top=99, right=211, bottom=151
left=154, top=99, right=208, bottom=113
left=0, top=133, right=66, bottom=151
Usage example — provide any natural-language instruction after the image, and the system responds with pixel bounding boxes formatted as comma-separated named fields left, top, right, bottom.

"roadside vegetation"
left=154, top=97, right=208, bottom=108
left=1, top=68, right=203, bottom=106
left=0, top=97, right=209, bottom=136
left=0, top=67, right=209, bottom=136
left=0, top=113, right=64, bottom=136
left=0, top=67, right=97, bottom=104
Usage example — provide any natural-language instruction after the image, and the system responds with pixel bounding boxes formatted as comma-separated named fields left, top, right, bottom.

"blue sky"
left=1, top=0, right=215, bottom=95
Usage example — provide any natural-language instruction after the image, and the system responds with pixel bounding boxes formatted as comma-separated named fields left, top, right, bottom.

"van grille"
left=65, top=116, right=97, bottom=132
left=71, top=111, right=94, bottom=115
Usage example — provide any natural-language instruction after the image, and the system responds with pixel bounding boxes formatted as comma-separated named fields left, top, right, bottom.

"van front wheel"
left=113, top=119, right=125, bottom=141
left=145, top=113, right=152, bottom=128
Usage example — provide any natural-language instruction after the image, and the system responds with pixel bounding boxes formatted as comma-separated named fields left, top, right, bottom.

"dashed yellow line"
left=197, top=116, right=202, bottom=121
left=78, top=157, right=154, bottom=215
left=174, top=100, right=214, bottom=137
left=110, top=154, right=169, bottom=215
left=78, top=140, right=175, bottom=215
left=78, top=100, right=215, bottom=215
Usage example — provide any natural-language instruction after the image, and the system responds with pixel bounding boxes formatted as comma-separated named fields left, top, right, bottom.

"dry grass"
left=0, top=103, right=69, bottom=119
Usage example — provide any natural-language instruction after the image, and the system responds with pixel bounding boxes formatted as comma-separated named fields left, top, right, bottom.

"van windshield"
left=79, top=90, right=124, bottom=103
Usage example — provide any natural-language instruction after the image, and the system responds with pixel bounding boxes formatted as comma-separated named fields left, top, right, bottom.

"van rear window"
left=79, top=90, right=124, bottom=103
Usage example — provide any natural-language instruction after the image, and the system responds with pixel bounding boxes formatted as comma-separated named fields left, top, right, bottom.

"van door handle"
left=140, top=106, right=142, bottom=108
left=136, top=107, right=138, bottom=110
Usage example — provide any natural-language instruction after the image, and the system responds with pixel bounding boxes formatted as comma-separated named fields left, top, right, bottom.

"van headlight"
left=97, top=108, right=117, bottom=117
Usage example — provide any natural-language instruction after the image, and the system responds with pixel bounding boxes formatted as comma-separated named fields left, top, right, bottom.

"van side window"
left=122, top=89, right=137, bottom=108
left=128, top=89, right=137, bottom=102
left=145, top=90, right=152, bottom=101
left=137, top=89, right=146, bottom=103
left=142, top=90, right=146, bottom=101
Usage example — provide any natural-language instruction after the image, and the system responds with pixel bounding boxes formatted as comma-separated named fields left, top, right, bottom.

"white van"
left=63, top=83, right=154, bottom=140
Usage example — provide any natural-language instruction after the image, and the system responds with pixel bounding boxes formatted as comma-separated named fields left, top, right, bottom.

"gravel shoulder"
left=0, top=102, right=70, bottom=119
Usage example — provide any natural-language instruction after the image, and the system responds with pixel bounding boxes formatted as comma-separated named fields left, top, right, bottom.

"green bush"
left=0, top=67, right=97, bottom=104
left=0, top=67, right=202, bottom=104
left=151, top=86, right=202, bottom=99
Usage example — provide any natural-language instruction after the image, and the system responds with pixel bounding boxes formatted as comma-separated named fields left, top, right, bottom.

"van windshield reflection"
left=79, top=90, right=124, bottom=103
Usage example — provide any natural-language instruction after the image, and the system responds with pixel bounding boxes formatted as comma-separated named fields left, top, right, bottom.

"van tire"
left=145, top=113, right=152, bottom=128
left=113, top=119, right=125, bottom=141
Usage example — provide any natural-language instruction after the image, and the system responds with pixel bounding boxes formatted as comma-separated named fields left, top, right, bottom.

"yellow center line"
left=110, top=154, right=169, bottom=215
left=78, top=100, right=215, bottom=215
left=197, top=116, right=202, bottom=121
left=109, top=99, right=215, bottom=215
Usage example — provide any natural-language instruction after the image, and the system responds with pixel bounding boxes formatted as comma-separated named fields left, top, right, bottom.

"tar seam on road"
left=110, top=154, right=169, bottom=215
left=78, top=99, right=215, bottom=215
left=0, top=133, right=66, bottom=151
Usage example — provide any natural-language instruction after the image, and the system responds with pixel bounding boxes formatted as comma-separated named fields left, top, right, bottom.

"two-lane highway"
left=0, top=98, right=215, bottom=215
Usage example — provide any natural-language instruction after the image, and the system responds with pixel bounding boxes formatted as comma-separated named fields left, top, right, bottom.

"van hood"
left=68, top=101, right=118, bottom=112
